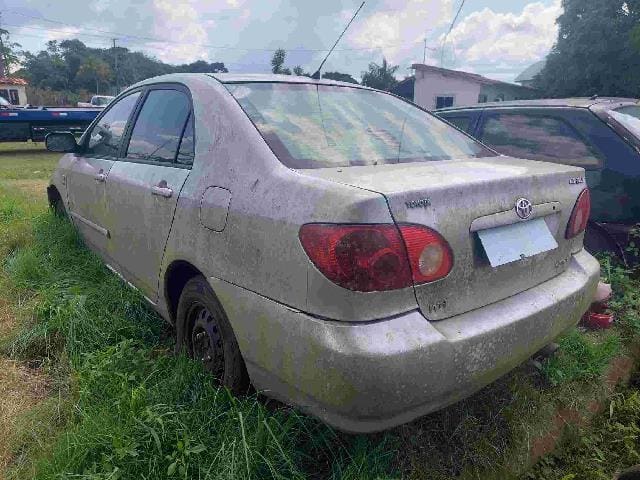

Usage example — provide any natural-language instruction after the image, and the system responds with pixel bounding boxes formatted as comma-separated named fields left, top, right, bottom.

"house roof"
left=514, top=60, right=546, bottom=83
left=411, top=64, right=532, bottom=90
left=0, top=77, right=28, bottom=86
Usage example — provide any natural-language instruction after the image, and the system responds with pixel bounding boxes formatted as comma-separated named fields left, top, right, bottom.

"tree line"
left=10, top=38, right=227, bottom=95
left=269, top=48, right=399, bottom=90
left=0, top=30, right=402, bottom=98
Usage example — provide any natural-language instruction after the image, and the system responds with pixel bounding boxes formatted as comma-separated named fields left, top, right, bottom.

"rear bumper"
left=210, top=249, right=600, bottom=433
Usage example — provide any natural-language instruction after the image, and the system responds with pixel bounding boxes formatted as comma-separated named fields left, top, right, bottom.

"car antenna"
left=311, top=1, right=365, bottom=80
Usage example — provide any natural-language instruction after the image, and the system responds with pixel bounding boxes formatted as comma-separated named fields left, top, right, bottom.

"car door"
left=438, top=112, right=473, bottom=133
left=104, top=85, right=194, bottom=301
left=66, top=91, right=142, bottom=257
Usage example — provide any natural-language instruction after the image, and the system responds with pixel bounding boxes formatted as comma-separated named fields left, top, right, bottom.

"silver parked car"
left=45, top=73, right=600, bottom=433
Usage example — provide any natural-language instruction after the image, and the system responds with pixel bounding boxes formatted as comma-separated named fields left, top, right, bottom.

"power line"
left=5, top=9, right=437, bottom=53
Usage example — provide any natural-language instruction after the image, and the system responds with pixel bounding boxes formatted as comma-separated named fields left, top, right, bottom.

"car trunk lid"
left=299, top=156, right=587, bottom=320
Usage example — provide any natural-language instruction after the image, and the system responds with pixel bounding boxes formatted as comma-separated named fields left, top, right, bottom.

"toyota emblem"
left=515, top=198, right=533, bottom=219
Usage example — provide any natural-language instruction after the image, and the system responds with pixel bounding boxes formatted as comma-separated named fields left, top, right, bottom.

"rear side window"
left=442, top=115, right=471, bottom=132
left=176, top=114, right=194, bottom=166
left=227, top=83, right=493, bottom=169
left=86, top=92, right=141, bottom=157
left=481, top=113, right=602, bottom=168
left=126, top=89, right=191, bottom=163
left=609, top=106, right=640, bottom=138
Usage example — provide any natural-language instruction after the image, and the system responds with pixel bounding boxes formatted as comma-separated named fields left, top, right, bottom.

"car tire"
left=53, top=198, right=67, bottom=218
left=49, top=191, right=67, bottom=218
left=177, top=275, right=249, bottom=393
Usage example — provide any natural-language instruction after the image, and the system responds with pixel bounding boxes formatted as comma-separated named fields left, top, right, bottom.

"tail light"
left=565, top=188, right=591, bottom=239
left=299, top=223, right=453, bottom=292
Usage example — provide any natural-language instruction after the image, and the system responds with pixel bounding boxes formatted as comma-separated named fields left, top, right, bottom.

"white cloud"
left=349, top=0, right=454, bottom=63
left=443, top=0, right=562, bottom=66
left=148, top=0, right=218, bottom=63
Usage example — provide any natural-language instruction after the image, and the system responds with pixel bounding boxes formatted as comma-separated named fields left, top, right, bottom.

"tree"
left=76, top=56, right=112, bottom=94
left=174, top=60, right=228, bottom=73
left=60, top=39, right=88, bottom=82
left=360, top=58, right=399, bottom=91
left=20, top=37, right=228, bottom=95
left=321, top=71, right=358, bottom=84
left=22, top=41, right=68, bottom=90
left=293, top=65, right=307, bottom=76
left=631, top=23, right=640, bottom=51
left=535, top=0, right=640, bottom=97
left=271, top=49, right=291, bottom=75
left=0, top=28, right=21, bottom=75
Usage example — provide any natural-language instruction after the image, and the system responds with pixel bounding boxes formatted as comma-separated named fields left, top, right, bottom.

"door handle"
left=151, top=184, right=173, bottom=198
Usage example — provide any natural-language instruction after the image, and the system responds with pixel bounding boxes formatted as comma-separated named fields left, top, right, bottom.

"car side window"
left=481, top=113, right=602, bottom=168
left=126, top=89, right=191, bottom=164
left=86, top=91, right=141, bottom=157
left=176, top=113, right=194, bottom=166
left=443, top=115, right=471, bottom=132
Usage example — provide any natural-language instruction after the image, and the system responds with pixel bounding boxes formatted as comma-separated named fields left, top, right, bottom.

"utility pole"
left=423, top=38, right=427, bottom=64
left=0, top=13, right=7, bottom=77
left=112, top=38, right=119, bottom=95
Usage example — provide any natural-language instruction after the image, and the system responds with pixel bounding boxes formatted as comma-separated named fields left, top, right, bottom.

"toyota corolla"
left=45, top=73, right=600, bottom=433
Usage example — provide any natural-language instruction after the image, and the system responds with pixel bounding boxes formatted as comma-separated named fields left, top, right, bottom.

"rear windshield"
left=226, top=83, right=494, bottom=169
left=609, top=105, right=640, bottom=138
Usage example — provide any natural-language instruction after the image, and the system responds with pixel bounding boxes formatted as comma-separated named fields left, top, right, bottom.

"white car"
left=78, top=95, right=115, bottom=108
left=46, top=73, right=599, bottom=432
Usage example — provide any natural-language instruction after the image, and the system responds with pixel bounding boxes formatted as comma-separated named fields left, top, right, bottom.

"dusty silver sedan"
left=45, top=73, right=599, bottom=432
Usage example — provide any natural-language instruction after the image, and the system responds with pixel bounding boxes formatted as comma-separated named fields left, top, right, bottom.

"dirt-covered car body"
left=47, top=73, right=599, bottom=432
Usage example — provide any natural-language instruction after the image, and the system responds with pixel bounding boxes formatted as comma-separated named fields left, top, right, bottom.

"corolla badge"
left=515, top=198, right=533, bottom=219
left=405, top=198, right=431, bottom=209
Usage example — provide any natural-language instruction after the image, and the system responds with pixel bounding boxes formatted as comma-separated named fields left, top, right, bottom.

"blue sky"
left=3, top=0, right=561, bottom=82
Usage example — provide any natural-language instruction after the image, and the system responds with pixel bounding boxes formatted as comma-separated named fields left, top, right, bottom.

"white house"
left=394, top=64, right=539, bottom=111
left=0, top=77, right=28, bottom=106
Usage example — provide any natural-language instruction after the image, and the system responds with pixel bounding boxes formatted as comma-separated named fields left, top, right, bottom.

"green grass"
left=2, top=201, right=397, bottom=479
left=527, top=382, right=640, bottom=480
left=0, top=142, right=58, bottom=181
left=542, top=330, right=621, bottom=386
left=0, top=142, right=639, bottom=479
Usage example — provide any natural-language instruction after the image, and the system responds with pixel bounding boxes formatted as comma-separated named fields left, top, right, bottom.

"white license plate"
left=477, top=217, right=558, bottom=267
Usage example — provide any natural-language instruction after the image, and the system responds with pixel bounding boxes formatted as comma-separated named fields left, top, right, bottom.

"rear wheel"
left=177, top=275, right=249, bottom=393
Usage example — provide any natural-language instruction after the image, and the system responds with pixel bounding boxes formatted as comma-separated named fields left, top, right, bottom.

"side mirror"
left=45, top=132, right=78, bottom=153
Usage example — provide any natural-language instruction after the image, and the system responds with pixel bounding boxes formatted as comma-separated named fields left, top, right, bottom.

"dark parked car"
left=437, top=98, right=640, bottom=261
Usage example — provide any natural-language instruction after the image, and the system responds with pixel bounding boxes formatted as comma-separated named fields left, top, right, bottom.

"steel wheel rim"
left=189, top=303, right=224, bottom=380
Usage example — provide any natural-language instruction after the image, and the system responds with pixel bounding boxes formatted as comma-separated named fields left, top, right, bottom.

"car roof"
left=438, top=97, right=639, bottom=112
left=210, top=73, right=369, bottom=89
left=125, top=72, right=372, bottom=95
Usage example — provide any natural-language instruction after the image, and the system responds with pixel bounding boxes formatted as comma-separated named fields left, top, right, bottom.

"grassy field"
left=0, top=142, right=638, bottom=479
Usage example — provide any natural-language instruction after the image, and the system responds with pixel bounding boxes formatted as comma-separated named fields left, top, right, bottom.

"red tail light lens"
left=398, top=225, right=454, bottom=283
left=299, top=224, right=453, bottom=292
left=565, top=188, right=591, bottom=239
